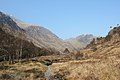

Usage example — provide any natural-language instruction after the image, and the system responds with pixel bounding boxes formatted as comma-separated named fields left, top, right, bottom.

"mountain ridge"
left=0, top=11, right=97, bottom=52
left=0, top=11, right=75, bottom=52
left=66, top=34, right=97, bottom=50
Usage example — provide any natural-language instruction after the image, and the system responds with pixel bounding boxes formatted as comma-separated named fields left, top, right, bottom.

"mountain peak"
left=0, top=11, right=22, bottom=31
left=108, top=26, right=120, bottom=37
left=66, top=34, right=97, bottom=50
left=0, top=11, right=74, bottom=51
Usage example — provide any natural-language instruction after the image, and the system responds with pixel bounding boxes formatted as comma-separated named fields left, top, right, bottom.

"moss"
left=0, top=74, right=12, bottom=79
left=92, top=47, right=97, bottom=52
left=0, top=64, right=11, bottom=70
left=40, top=59, right=53, bottom=66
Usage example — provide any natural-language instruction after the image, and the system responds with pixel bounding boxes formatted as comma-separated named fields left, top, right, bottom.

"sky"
left=0, top=0, right=120, bottom=39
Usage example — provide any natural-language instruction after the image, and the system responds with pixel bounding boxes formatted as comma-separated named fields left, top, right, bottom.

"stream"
left=44, top=66, right=53, bottom=80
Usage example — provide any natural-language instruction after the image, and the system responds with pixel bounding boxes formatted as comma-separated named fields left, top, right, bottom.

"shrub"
left=105, top=35, right=112, bottom=41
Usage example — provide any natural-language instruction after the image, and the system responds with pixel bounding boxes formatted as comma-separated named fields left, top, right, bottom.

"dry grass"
left=48, top=36, right=120, bottom=80
left=51, top=57, right=120, bottom=80
left=1, top=40, right=120, bottom=80
left=0, top=61, right=47, bottom=80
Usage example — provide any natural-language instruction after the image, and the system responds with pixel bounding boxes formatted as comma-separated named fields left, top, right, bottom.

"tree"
left=64, top=48, right=70, bottom=54
left=19, top=29, right=25, bottom=61
left=74, top=51, right=83, bottom=60
left=117, top=24, right=119, bottom=27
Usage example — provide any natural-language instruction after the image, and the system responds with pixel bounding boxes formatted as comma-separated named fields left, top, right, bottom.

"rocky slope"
left=0, top=11, right=60, bottom=63
left=9, top=13, right=97, bottom=51
left=66, top=34, right=97, bottom=50
left=0, top=11, right=75, bottom=52
left=24, top=25, right=74, bottom=51
left=84, top=26, right=120, bottom=59
left=11, top=14, right=74, bottom=52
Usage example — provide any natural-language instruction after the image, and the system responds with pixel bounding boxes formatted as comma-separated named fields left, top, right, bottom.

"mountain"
left=41, top=26, right=120, bottom=80
left=0, top=12, right=22, bottom=31
left=0, top=11, right=74, bottom=53
left=84, top=26, right=120, bottom=59
left=66, top=34, right=97, bottom=50
left=1, top=11, right=120, bottom=80
left=0, top=11, right=48, bottom=63
left=12, top=17, right=74, bottom=52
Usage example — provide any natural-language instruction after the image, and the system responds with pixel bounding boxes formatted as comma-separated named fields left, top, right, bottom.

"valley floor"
left=0, top=54, right=120, bottom=80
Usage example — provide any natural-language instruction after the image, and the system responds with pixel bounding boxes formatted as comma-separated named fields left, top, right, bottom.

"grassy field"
left=0, top=60, right=47, bottom=80
left=51, top=57, right=120, bottom=80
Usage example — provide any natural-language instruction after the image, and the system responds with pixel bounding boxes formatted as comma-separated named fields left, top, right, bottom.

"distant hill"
left=0, top=11, right=75, bottom=53
left=11, top=17, right=74, bottom=52
left=44, top=26, right=120, bottom=80
left=66, top=34, right=97, bottom=50
left=0, top=11, right=54, bottom=63
left=83, top=26, right=120, bottom=59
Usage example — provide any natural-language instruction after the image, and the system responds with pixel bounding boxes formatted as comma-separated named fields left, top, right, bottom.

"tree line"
left=0, top=25, right=59, bottom=64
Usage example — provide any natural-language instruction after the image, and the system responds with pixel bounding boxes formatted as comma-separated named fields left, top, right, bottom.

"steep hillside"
left=66, top=34, right=97, bottom=50
left=11, top=14, right=75, bottom=52
left=84, top=26, right=120, bottom=59
left=0, top=12, right=60, bottom=63
left=24, top=25, right=74, bottom=51
left=0, top=12, right=22, bottom=31
left=0, top=22, right=58, bottom=62
left=42, top=26, right=120, bottom=80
